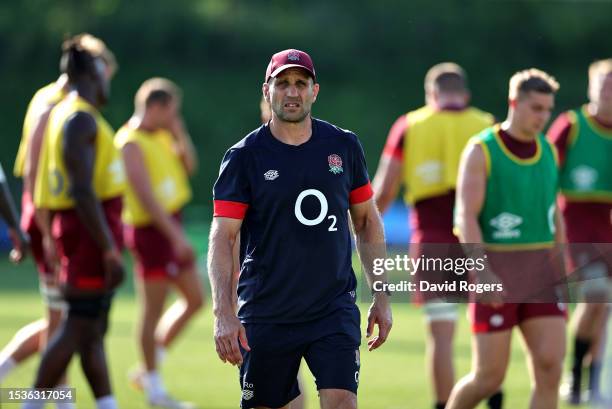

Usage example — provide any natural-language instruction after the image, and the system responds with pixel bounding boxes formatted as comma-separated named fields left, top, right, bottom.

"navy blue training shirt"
left=213, top=118, right=373, bottom=324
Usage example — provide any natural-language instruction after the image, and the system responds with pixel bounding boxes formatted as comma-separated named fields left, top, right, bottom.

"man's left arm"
left=349, top=198, right=392, bottom=351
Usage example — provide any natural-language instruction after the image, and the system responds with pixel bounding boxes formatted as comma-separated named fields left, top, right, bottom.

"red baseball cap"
left=265, top=49, right=316, bottom=83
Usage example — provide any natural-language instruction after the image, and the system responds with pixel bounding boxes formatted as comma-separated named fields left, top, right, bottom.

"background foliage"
left=1, top=0, right=611, bottom=209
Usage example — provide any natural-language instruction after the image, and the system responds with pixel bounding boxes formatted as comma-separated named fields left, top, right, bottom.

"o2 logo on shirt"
left=294, top=189, right=337, bottom=231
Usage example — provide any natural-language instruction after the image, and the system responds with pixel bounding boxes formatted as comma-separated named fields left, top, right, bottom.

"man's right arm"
left=455, top=142, right=504, bottom=305
left=208, top=217, right=249, bottom=365
left=455, top=143, right=486, bottom=245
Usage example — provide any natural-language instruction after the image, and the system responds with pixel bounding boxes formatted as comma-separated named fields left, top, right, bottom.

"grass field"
left=0, top=223, right=593, bottom=409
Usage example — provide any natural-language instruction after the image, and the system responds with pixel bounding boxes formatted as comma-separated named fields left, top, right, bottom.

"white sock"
left=144, top=370, right=167, bottom=399
left=155, top=346, right=167, bottom=365
left=96, top=395, right=118, bottom=409
left=54, top=385, right=75, bottom=409
left=0, top=355, right=16, bottom=381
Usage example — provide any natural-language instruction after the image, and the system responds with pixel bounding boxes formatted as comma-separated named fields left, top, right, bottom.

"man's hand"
left=103, top=248, right=125, bottom=290
left=366, top=293, right=393, bottom=351
left=475, top=269, right=505, bottom=308
left=8, top=227, right=29, bottom=263
left=213, top=312, right=250, bottom=365
left=168, top=115, right=185, bottom=139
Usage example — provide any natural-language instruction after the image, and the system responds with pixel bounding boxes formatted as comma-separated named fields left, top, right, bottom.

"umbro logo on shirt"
left=264, top=170, right=279, bottom=181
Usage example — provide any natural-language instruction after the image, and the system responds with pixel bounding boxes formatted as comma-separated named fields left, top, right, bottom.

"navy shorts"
left=238, top=306, right=361, bottom=409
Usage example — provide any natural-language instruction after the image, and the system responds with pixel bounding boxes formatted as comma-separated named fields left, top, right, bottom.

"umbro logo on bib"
left=490, top=212, right=522, bottom=239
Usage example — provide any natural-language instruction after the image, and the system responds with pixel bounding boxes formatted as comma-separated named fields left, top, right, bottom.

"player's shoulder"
left=469, top=124, right=496, bottom=145
left=314, top=118, right=361, bottom=147
left=114, top=124, right=138, bottom=147
left=406, top=105, right=432, bottom=121
left=467, top=106, right=495, bottom=124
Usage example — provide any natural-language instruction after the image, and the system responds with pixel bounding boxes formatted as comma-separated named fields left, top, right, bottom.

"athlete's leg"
left=519, top=316, right=566, bottom=409
left=1, top=319, right=45, bottom=363
left=446, top=329, right=512, bottom=409
left=155, top=265, right=204, bottom=349
left=319, top=389, right=357, bottom=409
left=290, top=374, right=306, bottom=409
left=427, top=317, right=455, bottom=406
left=77, top=308, right=112, bottom=398
left=569, top=302, right=607, bottom=399
left=31, top=315, right=80, bottom=389
left=137, top=278, right=170, bottom=371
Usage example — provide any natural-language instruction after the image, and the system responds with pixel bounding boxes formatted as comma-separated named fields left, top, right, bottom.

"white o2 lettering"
left=327, top=215, right=338, bottom=231
left=294, top=189, right=337, bottom=231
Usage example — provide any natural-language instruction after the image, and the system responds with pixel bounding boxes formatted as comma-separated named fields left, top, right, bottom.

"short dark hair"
left=59, top=35, right=98, bottom=82
left=509, top=68, right=559, bottom=100
left=424, top=62, right=467, bottom=94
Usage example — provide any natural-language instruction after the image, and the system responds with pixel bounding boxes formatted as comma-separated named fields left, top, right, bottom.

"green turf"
left=0, top=243, right=590, bottom=409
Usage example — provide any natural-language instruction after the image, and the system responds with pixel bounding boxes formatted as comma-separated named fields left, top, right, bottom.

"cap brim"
left=269, top=64, right=315, bottom=81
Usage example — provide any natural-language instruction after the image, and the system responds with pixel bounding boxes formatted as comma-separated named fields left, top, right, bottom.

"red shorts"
left=124, top=213, right=192, bottom=281
left=20, top=191, right=52, bottom=276
left=468, top=302, right=567, bottom=333
left=562, top=200, right=612, bottom=275
left=51, top=197, right=123, bottom=290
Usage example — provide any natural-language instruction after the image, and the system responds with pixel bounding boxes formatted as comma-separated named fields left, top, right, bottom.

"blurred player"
left=0, top=35, right=116, bottom=399
left=22, top=35, right=125, bottom=409
left=547, top=58, right=612, bottom=405
left=117, top=78, right=202, bottom=408
left=448, top=69, right=566, bottom=409
left=372, top=63, right=499, bottom=409
left=209, top=49, right=392, bottom=409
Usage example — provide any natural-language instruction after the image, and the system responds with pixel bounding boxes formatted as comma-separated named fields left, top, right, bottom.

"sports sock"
left=487, top=390, right=504, bottom=409
left=589, top=361, right=601, bottom=396
left=434, top=402, right=446, bottom=409
left=0, top=355, right=16, bottom=381
left=571, top=337, right=591, bottom=394
left=96, top=395, right=118, bottom=409
left=156, top=345, right=167, bottom=366
left=144, top=370, right=167, bottom=400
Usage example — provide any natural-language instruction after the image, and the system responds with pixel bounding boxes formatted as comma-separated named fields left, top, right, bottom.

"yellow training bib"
left=35, top=95, right=125, bottom=209
left=115, top=125, right=192, bottom=226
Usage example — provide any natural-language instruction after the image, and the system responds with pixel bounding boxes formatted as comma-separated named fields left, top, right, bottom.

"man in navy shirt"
left=208, top=49, right=393, bottom=409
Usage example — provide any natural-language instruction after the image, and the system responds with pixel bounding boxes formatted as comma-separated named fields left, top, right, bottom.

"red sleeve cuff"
left=213, top=200, right=249, bottom=219
left=350, top=182, right=374, bottom=205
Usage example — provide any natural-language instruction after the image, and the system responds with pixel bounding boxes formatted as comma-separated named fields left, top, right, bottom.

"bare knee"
left=531, top=351, right=563, bottom=384
left=472, top=367, right=505, bottom=397
left=320, top=389, right=357, bottom=409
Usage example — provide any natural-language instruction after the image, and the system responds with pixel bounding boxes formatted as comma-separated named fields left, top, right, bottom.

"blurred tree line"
left=1, top=0, right=611, bottom=211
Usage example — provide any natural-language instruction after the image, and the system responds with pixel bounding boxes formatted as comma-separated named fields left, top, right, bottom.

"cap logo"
left=287, top=51, right=300, bottom=61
